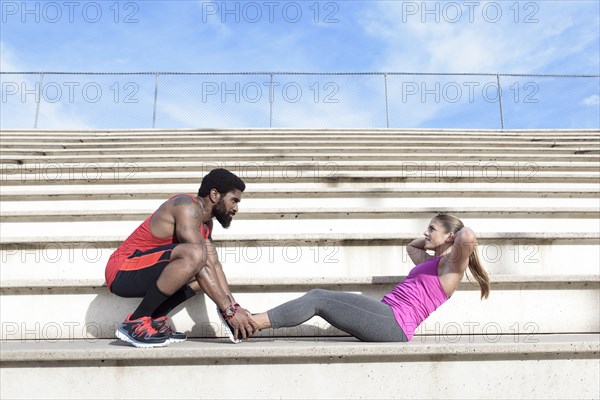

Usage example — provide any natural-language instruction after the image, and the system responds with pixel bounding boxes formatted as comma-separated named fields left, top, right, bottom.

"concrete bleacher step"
left=3, top=170, right=599, bottom=185
left=1, top=154, right=598, bottom=165
left=1, top=127, right=597, bottom=139
left=1, top=128, right=596, bottom=137
left=3, top=143, right=600, bottom=155
left=2, top=183, right=599, bottom=201
left=3, top=220, right=599, bottom=242
left=2, top=129, right=598, bottom=154
left=1, top=275, right=598, bottom=341
left=2, top=335, right=598, bottom=399
left=1, top=128, right=598, bottom=399
left=3, top=143, right=599, bottom=154
left=4, top=161, right=598, bottom=175
left=2, top=203, right=598, bottom=222
left=2, top=236, right=599, bottom=282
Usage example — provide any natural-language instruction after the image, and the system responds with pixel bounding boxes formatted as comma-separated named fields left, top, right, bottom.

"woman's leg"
left=254, top=289, right=408, bottom=342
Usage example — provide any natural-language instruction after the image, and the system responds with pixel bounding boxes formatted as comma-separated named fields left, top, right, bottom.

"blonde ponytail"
left=434, top=213, right=491, bottom=300
left=467, top=249, right=490, bottom=299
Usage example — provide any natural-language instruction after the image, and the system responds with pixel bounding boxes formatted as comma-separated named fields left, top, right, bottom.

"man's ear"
left=209, top=188, right=221, bottom=204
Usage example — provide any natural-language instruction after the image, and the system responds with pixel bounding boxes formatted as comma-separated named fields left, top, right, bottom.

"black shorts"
left=110, top=243, right=190, bottom=298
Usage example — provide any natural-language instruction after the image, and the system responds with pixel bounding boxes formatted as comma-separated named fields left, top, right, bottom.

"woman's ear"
left=446, top=232, right=456, bottom=244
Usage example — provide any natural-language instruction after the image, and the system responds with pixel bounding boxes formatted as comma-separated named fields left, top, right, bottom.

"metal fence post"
left=269, top=73, right=274, bottom=128
left=152, top=72, right=159, bottom=128
left=34, top=72, right=44, bottom=129
left=496, top=73, right=505, bottom=130
left=384, top=73, right=390, bottom=128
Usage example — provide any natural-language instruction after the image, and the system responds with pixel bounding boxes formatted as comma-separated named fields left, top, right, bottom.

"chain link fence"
left=1, top=72, right=598, bottom=129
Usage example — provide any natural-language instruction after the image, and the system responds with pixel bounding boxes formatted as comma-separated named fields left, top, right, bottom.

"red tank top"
left=104, top=194, right=210, bottom=289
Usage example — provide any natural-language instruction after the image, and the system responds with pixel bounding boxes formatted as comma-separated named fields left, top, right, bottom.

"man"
left=105, top=168, right=258, bottom=348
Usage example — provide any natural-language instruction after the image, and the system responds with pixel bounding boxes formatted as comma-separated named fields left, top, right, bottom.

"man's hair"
left=198, top=168, right=246, bottom=197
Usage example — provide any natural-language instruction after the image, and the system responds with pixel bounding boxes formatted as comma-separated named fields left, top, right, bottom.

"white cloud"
left=0, top=43, right=92, bottom=129
left=157, top=98, right=266, bottom=128
left=1, top=41, right=21, bottom=72
left=153, top=75, right=386, bottom=128
left=36, top=102, right=94, bottom=129
left=581, top=95, right=600, bottom=106
left=358, top=2, right=599, bottom=74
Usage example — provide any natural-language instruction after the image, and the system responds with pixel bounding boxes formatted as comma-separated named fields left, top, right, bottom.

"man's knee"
left=173, top=243, right=207, bottom=274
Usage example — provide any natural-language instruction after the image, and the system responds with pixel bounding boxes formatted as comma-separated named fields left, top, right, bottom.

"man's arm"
left=204, top=237, right=237, bottom=305
left=170, top=197, right=232, bottom=312
left=205, top=226, right=254, bottom=319
left=204, top=222, right=258, bottom=339
left=172, top=203, right=257, bottom=339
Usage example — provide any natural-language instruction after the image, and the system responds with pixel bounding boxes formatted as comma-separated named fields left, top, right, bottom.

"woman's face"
left=423, top=219, right=453, bottom=250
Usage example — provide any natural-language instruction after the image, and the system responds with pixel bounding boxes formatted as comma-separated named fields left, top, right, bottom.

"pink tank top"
left=381, top=256, right=449, bottom=340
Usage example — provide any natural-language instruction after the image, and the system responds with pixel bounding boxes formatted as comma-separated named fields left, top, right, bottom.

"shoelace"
left=132, top=317, right=159, bottom=337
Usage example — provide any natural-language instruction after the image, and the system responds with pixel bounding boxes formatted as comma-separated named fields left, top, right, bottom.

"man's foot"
left=152, top=316, right=187, bottom=343
left=216, top=306, right=242, bottom=344
left=116, top=314, right=169, bottom=348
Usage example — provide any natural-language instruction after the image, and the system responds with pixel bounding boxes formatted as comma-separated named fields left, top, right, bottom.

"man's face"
left=213, top=189, right=241, bottom=228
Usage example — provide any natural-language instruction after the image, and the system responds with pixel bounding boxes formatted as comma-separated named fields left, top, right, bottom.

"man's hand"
left=228, top=311, right=259, bottom=340
left=236, top=306, right=253, bottom=317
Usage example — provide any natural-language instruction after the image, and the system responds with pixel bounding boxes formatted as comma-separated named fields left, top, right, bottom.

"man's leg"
left=129, top=243, right=206, bottom=319
left=151, top=285, right=197, bottom=318
left=111, top=243, right=207, bottom=347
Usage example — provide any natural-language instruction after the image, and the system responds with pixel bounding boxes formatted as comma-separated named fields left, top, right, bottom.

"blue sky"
left=1, top=0, right=599, bottom=129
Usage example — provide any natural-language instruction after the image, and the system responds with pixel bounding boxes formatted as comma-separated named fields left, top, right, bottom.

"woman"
left=248, top=214, right=490, bottom=342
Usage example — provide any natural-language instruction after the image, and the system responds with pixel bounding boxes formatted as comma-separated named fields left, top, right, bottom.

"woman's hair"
left=433, top=213, right=490, bottom=299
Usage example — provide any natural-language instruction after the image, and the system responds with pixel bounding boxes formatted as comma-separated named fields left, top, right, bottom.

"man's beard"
left=213, top=198, right=233, bottom=228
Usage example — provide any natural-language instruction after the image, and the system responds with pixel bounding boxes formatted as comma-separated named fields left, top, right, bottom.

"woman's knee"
left=307, top=288, right=329, bottom=298
left=305, top=289, right=331, bottom=305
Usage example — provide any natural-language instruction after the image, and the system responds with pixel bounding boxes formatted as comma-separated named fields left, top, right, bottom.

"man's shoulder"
left=167, top=194, right=202, bottom=222
left=171, top=194, right=197, bottom=206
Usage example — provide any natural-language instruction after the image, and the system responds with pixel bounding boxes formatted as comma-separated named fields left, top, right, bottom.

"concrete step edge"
left=4, top=170, right=600, bottom=180
left=2, top=232, right=599, bottom=244
left=3, top=140, right=598, bottom=148
left=1, top=334, right=598, bottom=363
left=2, top=275, right=598, bottom=290
left=2, top=207, right=598, bottom=219
left=1, top=127, right=598, bottom=135
left=5, top=150, right=599, bottom=159
left=0, top=181, right=600, bottom=200
left=3, top=178, right=598, bottom=188
left=5, top=145, right=599, bottom=153
left=2, top=183, right=598, bottom=194
left=4, top=134, right=597, bottom=141
left=2, top=129, right=598, bottom=136
left=4, top=160, right=599, bottom=169
left=4, top=152, right=598, bottom=161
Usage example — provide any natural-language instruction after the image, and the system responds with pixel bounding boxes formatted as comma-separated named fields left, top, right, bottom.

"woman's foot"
left=249, top=312, right=272, bottom=331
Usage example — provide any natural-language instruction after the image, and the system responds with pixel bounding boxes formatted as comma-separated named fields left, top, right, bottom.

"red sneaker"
left=116, top=314, right=169, bottom=348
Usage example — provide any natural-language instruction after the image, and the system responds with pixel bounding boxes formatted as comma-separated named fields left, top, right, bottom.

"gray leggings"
left=267, top=289, right=408, bottom=342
